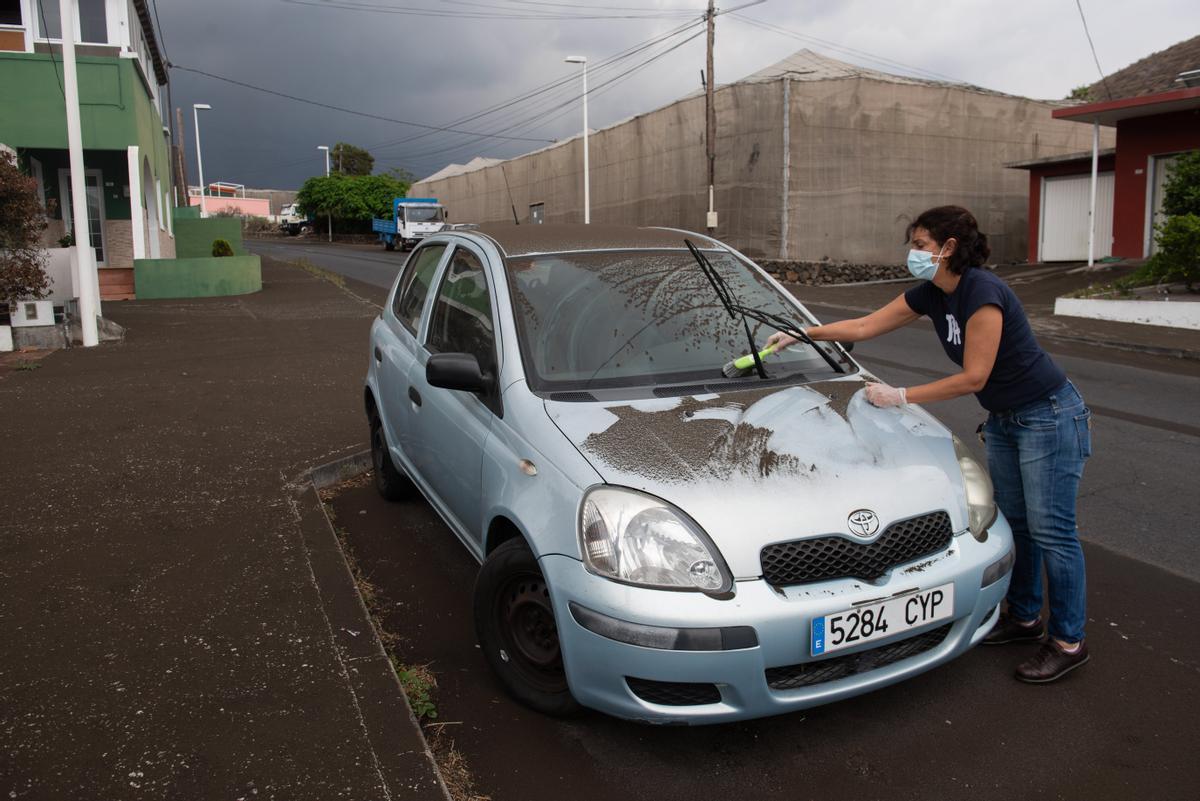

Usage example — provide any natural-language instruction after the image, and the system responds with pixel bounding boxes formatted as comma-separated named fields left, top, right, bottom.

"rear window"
left=505, top=249, right=841, bottom=391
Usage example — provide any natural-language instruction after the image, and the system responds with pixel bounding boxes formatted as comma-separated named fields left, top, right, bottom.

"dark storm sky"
left=156, top=0, right=1197, bottom=190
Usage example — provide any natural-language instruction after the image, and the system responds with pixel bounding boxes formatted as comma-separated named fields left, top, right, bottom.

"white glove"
left=865, top=382, right=907, bottom=408
left=764, top=329, right=802, bottom=352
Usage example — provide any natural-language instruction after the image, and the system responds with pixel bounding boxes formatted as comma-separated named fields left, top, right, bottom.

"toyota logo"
left=847, top=509, right=880, bottom=538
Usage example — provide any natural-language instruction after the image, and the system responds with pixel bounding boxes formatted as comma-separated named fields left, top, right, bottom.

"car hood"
left=544, top=377, right=969, bottom=579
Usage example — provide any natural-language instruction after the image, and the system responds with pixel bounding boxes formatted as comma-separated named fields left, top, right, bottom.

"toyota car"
left=363, top=224, right=1014, bottom=724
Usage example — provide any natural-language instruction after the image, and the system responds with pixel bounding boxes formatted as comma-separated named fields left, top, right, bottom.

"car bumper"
left=539, top=514, right=1013, bottom=724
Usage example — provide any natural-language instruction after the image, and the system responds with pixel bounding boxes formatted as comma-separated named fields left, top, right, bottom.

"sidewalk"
left=0, top=259, right=445, bottom=799
left=791, top=262, right=1200, bottom=361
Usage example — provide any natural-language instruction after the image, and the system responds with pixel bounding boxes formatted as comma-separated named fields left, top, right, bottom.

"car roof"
left=467, top=223, right=724, bottom=257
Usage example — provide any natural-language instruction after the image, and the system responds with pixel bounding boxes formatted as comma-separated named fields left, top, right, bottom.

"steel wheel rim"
left=497, top=572, right=567, bottom=692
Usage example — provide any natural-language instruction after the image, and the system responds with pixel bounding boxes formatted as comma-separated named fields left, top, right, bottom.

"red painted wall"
left=1111, top=109, right=1200, bottom=258
left=1024, top=155, right=1116, bottom=262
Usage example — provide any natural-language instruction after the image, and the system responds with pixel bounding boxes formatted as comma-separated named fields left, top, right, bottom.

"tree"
left=382, top=166, right=417, bottom=188
left=0, top=150, right=50, bottom=307
left=1068, top=85, right=1092, bottom=102
left=296, top=173, right=409, bottom=224
left=1160, top=150, right=1200, bottom=218
left=330, top=142, right=375, bottom=176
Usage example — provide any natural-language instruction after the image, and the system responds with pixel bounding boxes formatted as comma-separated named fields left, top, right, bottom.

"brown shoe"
left=1015, top=640, right=1089, bottom=683
left=982, top=613, right=1045, bottom=645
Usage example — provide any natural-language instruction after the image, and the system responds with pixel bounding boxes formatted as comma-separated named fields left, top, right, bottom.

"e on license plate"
left=811, top=582, right=955, bottom=656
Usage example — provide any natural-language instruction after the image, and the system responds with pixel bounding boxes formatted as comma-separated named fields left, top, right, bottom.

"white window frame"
left=32, top=0, right=121, bottom=45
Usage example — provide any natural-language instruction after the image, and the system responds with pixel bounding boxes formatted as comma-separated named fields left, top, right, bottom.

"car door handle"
left=374, top=346, right=382, bottom=363
left=408, top=386, right=422, bottom=407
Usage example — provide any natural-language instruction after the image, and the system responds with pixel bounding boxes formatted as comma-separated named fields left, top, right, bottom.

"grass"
left=13, top=360, right=41, bottom=371
left=289, top=257, right=347, bottom=289
left=323, top=476, right=491, bottom=801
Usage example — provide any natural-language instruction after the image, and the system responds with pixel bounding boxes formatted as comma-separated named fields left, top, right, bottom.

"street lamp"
left=318, top=145, right=331, bottom=242
left=192, top=104, right=211, bottom=217
left=565, top=55, right=590, bottom=224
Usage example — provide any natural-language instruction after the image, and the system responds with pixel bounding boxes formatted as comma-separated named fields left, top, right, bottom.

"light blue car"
left=364, top=224, right=1014, bottom=724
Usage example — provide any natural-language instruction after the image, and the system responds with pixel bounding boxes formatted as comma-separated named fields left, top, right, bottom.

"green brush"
left=722, top=345, right=777, bottom=378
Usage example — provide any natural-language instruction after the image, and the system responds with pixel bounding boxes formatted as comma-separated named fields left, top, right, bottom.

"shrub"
left=0, top=151, right=50, bottom=306
left=1140, top=214, right=1200, bottom=289
left=242, top=215, right=274, bottom=235
left=211, top=238, right=234, bottom=257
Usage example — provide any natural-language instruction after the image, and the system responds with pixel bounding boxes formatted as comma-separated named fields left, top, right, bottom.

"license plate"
left=811, top=582, right=955, bottom=656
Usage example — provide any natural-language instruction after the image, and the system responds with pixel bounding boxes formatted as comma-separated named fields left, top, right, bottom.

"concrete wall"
left=173, top=215, right=245, bottom=258
left=415, top=76, right=1112, bottom=264
left=188, top=196, right=272, bottom=217
left=133, top=255, right=262, bottom=299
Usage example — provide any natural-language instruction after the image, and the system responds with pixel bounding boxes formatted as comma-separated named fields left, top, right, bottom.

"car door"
left=406, top=242, right=501, bottom=550
left=376, top=242, right=449, bottom=464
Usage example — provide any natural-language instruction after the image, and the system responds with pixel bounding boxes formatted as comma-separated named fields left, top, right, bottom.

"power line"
left=728, top=13, right=971, bottom=86
left=1074, top=0, right=1113, bottom=101
left=228, top=19, right=702, bottom=181
left=278, top=0, right=697, bottom=20
left=171, top=65, right=558, bottom=143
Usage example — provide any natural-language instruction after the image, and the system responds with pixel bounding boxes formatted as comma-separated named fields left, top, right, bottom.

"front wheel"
left=474, top=538, right=581, bottom=717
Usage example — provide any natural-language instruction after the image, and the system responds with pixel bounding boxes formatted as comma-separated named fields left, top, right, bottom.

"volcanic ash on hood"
left=578, top=381, right=871, bottom=485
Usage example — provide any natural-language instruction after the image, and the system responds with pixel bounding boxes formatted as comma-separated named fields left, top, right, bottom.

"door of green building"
left=58, top=169, right=106, bottom=266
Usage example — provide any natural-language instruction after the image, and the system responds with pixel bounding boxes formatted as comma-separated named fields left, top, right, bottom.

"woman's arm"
left=766, top=293, right=920, bottom=351
left=897, top=306, right=1003, bottom=404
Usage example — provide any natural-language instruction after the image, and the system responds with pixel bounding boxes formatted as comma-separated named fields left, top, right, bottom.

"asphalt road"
left=249, top=238, right=1200, bottom=582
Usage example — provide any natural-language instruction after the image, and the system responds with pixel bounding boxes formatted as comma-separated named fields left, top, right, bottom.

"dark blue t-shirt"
left=904, top=268, right=1066, bottom=413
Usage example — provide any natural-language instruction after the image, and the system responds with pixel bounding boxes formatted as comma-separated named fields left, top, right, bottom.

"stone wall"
left=759, top=260, right=910, bottom=285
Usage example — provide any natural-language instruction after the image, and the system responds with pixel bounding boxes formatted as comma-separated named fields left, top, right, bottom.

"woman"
left=767, top=205, right=1092, bottom=684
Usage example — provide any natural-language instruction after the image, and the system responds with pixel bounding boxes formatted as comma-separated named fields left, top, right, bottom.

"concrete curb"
left=297, top=450, right=454, bottom=801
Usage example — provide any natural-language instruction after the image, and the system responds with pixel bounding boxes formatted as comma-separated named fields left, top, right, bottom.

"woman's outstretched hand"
left=764, top=329, right=802, bottom=352
left=865, top=382, right=907, bottom=408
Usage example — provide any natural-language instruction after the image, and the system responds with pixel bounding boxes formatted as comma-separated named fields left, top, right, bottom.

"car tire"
left=474, top=538, right=581, bottom=717
left=369, top=409, right=411, bottom=501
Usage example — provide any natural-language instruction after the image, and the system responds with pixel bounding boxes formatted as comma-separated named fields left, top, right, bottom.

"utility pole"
left=59, top=0, right=100, bottom=346
left=705, top=0, right=717, bottom=235
left=173, top=107, right=188, bottom=207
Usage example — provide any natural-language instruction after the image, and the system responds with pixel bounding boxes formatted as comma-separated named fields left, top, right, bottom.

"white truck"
left=371, top=198, right=447, bottom=251
left=279, top=203, right=313, bottom=236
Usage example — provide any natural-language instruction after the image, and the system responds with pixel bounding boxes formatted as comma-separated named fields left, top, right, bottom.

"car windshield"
left=506, top=249, right=843, bottom=391
left=404, top=206, right=444, bottom=223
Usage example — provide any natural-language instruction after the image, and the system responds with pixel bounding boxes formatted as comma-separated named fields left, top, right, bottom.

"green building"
left=0, top=0, right=175, bottom=300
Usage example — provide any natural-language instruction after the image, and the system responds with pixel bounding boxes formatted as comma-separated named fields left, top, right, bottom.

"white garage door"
left=1039, top=172, right=1114, bottom=262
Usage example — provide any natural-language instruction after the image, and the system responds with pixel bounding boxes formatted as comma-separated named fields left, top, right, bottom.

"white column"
left=127, top=145, right=145, bottom=260
left=60, top=0, right=100, bottom=346
left=1087, top=119, right=1099, bottom=268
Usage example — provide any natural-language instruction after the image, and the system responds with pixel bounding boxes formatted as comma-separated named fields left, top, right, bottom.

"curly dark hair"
left=905, top=205, right=991, bottom=275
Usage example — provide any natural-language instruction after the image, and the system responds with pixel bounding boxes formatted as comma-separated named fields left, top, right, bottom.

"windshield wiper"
left=684, top=240, right=845, bottom=377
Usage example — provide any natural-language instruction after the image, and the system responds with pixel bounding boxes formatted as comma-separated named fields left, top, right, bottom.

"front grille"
left=766, top=623, right=952, bottom=691
left=626, top=677, right=721, bottom=706
left=761, top=511, right=952, bottom=586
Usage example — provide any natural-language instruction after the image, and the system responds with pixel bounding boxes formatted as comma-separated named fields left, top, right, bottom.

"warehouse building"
left=413, top=50, right=1111, bottom=267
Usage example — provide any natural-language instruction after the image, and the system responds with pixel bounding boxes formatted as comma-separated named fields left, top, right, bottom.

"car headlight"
left=953, top=436, right=997, bottom=541
left=579, top=486, right=733, bottom=595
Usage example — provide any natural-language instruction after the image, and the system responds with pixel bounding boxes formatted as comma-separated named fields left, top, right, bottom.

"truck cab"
left=372, top=198, right=447, bottom=251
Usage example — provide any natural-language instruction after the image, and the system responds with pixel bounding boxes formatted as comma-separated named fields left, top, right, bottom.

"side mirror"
left=426, top=352, right=490, bottom=394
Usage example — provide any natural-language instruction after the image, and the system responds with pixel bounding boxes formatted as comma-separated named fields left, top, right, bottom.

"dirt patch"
left=322, top=474, right=490, bottom=801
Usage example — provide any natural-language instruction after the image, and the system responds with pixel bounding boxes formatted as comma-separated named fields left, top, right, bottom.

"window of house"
left=0, top=1, right=22, bottom=27
left=35, top=0, right=107, bottom=42
left=392, top=243, right=447, bottom=334
left=425, top=247, right=496, bottom=379
left=35, top=0, right=61, bottom=38
left=78, top=0, right=107, bottom=43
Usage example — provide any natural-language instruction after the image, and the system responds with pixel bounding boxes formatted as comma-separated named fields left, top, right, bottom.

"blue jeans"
left=983, top=381, right=1092, bottom=643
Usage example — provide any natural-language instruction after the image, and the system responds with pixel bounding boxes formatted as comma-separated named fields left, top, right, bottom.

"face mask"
left=907, top=243, right=946, bottom=281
